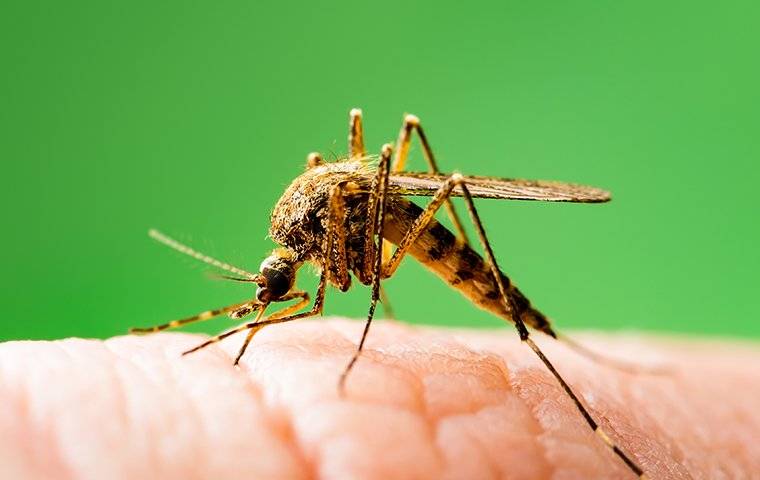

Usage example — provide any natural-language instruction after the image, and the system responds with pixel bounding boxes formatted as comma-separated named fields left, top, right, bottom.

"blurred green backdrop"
left=2, top=1, right=758, bottom=341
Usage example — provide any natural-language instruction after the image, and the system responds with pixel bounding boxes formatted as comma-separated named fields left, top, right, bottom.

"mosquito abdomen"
left=384, top=198, right=556, bottom=337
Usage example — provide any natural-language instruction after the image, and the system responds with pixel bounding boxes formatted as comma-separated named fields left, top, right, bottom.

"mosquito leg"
left=392, top=114, right=469, bottom=244
left=378, top=174, right=646, bottom=477
left=182, top=172, right=351, bottom=359
left=182, top=283, right=327, bottom=357
left=456, top=179, right=647, bottom=478
left=129, top=300, right=259, bottom=334
left=382, top=174, right=463, bottom=279
left=232, top=306, right=268, bottom=365
left=341, top=144, right=392, bottom=392
left=230, top=290, right=312, bottom=365
left=380, top=113, right=470, bottom=294
left=328, top=182, right=353, bottom=292
left=348, top=108, right=366, bottom=159
left=359, top=143, right=392, bottom=284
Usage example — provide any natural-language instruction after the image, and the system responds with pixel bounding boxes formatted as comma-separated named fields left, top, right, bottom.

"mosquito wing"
left=388, top=172, right=611, bottom=203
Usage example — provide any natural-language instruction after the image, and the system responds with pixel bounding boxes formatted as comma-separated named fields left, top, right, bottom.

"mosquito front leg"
left=129, top=300, right=260, bottom=334
left=182, top=272, right=332, bottom=357
left=328, top=182, right=353, bottom=292
left=182, top=176, right=352, bottom=360
left=231, top=290, right=311, bottom=365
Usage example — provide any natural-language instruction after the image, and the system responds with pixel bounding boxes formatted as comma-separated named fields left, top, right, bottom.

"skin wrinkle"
left=439, top=335, right=556, bottom=478
left=11, top=343, right=76, bottom=480
left=250, top=324, right=436, bottom=477
left=217, top=343, right=315, bottom=480
left=639, top=368, right=718, bottom=479
left=495, top=358, right=554, bottom=480
left=455, top=331, right=644, bottom=478
left=184, top=338, right=311, bottom=480
left=401, top=332, right=549, bottom=479
left=0, top=346, right=40, bottom=479
left=394, top=354, right=446, bottom=476
left=160, top=341, right=214, bottom=479
left=375, top=331, right=550, bottom=479
left=247, top=321, right=448, bottom=477
left=567, top=344, right=685, bottom=477
left=505, top=353, right=600, bottom=478
left=129, top=337, right=214, bottom=478
left=484, top=352, right=555, bottom=479
left=437, top=411, right=502, bottom=480
left=57, top=340, right=133, bottom=480
left=111, top=335, right=308, bottom=479
left=594, top=362, right=689, bottom=478
left=354, top=324, right=557, bottom=478
left=4, top=321, right=760, bottom=478
left=100, top=339, right=175, bottom=477
left=512, top=362, right=621, bottom=478
left=225, top=340, right=339, bottom=476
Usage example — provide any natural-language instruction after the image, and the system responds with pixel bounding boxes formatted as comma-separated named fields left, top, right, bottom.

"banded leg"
left=392, top=114, right=469, bottom=244
left=379, top=113, right=470, bottom=313
left=341, top=143, right=392, bottom=391
left=182, top=178, right=353, bottom=359
left=328, top=181, right=353, bottom=291
left=129, top=300, right=260, bottom=333
left=382, top=173, right=647, bottom=478
left=359, top=143, right=392, bottom=284
left=346, top=109, right=399, bottom=316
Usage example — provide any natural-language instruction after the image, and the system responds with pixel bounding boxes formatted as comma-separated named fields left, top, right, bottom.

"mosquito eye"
left=259, top=268, right=290, bottom=300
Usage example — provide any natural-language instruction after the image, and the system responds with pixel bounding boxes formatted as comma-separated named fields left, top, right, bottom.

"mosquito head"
left=255, top=248, right=300, bottom=303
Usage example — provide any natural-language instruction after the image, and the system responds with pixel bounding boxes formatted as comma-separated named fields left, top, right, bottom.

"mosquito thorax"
left=268, top=159, right=372, bottom=262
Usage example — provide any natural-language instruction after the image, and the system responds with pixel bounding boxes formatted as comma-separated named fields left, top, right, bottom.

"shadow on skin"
left=1, top=318, right=758, bottom=479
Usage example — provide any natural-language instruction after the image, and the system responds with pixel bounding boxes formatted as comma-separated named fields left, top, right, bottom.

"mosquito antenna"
left=206, top=273, right=260, bottom=283
left=148, top=229, right=261, bottom=281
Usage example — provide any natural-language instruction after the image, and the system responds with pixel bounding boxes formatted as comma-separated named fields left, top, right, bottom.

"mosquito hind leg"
left=456, top=178, right=647, bottom=478
left=379, top=173, right=647, bottom=477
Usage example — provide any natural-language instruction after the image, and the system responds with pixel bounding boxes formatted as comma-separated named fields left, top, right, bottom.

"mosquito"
left=131, top=108, right=648, bottom=478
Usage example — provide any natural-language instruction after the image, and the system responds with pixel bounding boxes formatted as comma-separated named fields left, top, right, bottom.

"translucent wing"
left=388, top=172, right=611, bottom=203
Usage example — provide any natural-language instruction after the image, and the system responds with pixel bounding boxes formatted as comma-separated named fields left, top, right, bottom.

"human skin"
left=1, top=319, right=758, bottom=479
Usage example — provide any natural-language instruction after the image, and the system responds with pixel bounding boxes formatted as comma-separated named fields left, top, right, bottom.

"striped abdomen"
left=383, top=197, right=556, bottom=337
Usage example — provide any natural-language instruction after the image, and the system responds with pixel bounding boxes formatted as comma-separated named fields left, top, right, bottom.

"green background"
left=2, top=1, right=758, bottom=341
